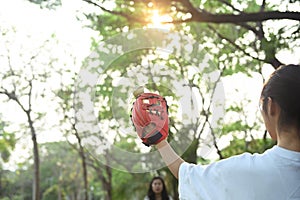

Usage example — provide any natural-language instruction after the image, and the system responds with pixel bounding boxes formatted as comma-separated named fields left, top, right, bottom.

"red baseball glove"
left=131, top=93, right=169, bottom=146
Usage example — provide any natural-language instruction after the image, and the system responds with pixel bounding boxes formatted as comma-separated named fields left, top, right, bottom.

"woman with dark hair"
left=144, top=176, right=173, bottom=200
left=147, top=64, right=300, bottom=199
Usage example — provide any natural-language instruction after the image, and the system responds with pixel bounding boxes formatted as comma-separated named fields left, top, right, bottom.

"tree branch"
left=212, top=0, right=261, bottom=36
left=256, top=0, right=266, bottom=40
left=208, top=24, right=267, bottom=63
left=208, top=120, right=224, bottom=159
left=28, top=79, right=33, bottom=114
left=172, top=0, right=300, bottom=24
left=217, top=0, right=243, bottom=13
left=82, top=0, right=147, bottom=24
left=84, top=0, right=300, bottom=25
left=190, top=10, right=300, bottom=23
left=84, top=0, right=299, bottom=39
left=0, top=89, right=28, bottom=113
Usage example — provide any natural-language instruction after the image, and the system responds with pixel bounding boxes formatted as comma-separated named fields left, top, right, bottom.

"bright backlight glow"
left=147, top=10, right=174, bottom=29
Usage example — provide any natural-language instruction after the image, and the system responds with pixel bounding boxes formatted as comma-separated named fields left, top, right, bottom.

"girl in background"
left=144, top=176, right=173, bottom=200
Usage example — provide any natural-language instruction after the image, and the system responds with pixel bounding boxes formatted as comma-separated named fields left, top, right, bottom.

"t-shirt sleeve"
left=178, top=162, right=223, bottom=200
left=178, top=153, right=254, bottom=200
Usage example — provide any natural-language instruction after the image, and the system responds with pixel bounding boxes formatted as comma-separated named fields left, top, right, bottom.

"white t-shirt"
left=178, top=145, right=300, bottom=200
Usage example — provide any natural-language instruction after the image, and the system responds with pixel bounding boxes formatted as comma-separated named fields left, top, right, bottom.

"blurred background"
left=0, top=0, right=299, bottom=199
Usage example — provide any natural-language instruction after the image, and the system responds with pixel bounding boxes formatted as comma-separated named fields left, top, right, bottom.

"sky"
left=0, top=0, right=95, bottom=55
left=0, top=0, right=299, bottom=169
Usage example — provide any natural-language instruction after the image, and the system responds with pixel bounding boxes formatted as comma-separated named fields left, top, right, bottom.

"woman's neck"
left=155, top=193, right=162, bottom=200
left=277, top=129, right=300, bottom=152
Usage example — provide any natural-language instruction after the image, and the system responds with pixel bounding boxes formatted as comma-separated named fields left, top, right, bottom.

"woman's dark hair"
left=261, top=64, right=300, bottom=131
left=147, top=176, right=170, bottom=200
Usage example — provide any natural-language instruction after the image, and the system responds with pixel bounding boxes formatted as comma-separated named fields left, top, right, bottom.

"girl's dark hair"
left=261, top=64, right=300, bottom=131
left=147, top=176, right=170, bottom=200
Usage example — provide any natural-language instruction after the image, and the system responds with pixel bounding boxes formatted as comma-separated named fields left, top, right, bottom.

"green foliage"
left=87, top=14, right=129, bottom=38
left=43, top=185, right=66, bottom=200
left=0, top=121, right=15, bottom=163
left=28, top=0, right=61, bottom=9
left=222, top=137, right=276, bottom=158
left=0, top=141, right=83, bottom=199
left=182, top=139, right=199, bottom=164
left=111, top=171, right=151, bottom=199
left=39, top=142, right=85, bottom=199
left=222, top=120, right=251, bottom=133
left=0, top=168, right=33, bottom=199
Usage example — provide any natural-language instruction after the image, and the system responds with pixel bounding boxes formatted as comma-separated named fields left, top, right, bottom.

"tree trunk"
left=80, top=147, right=89, bottom=200
left=74, top=128, right=89, bottom=200
left=93, top=162, right=112, bottom=200
left=27, top=112, right=40, bottom=200
left=106, top=165, right=112, bottom=200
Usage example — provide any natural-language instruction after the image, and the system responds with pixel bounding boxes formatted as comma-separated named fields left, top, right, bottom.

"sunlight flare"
left=147, top=9, right=174, bottom=29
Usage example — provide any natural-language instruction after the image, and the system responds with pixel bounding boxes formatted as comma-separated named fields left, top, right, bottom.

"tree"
left=81, top=0, right=299, bottom=70
left=40, top=142, right=86, bottom=200
left=56, top=81, right=90, bottom=200
left=27, top=0, right=300, bottom=70
left=56, top=74, right=113, bottom=200
left=0, top=141, right=87, bottom=200
left=0, top=26, right=67, bottom=200
left=0, top=83, right=42, bottom=200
